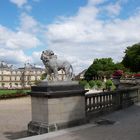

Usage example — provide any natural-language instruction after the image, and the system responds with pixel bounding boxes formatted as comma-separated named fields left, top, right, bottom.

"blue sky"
left=0, top=0, right=87, bottom=27
left=0, top=0, right=140, bottom=73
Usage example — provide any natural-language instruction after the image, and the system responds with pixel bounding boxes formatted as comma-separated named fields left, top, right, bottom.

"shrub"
left=79, top=80, right=88, bottom=88
left=89, top=80, right=96, bottom=88
left=95, top=80, right=102, bottom=89
left=85, top=83, right=90, bottom=89
left=105, top=80, right=113, bottom=91
left=105, top=80, right=113, bottom=87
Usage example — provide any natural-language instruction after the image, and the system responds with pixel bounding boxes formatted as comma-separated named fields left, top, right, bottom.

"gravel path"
left=0, top=97, right=31, bottom=140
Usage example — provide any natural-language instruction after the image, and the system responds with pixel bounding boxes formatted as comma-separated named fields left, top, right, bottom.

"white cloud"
left=0, top=11, right=44, bottom=67
left=0, top=25, right=40, bottom=50
left=0, top=17, right=37, bottom=65
left=103, top=2, right=121, bottom=17
left=6, top=31, right=40, bottom=49
left=10, top=0, right=27, bottom=8
left=19, top=13, right=39, bottom=33
left=32, top=51, right=42, bottom=65
left=3, top=0, right=140, bottom=74
left=45, top=0, right=140, bottom=74
left=10, top=0, right=41, bottom=12
left=0, top=48, right=32, bottom=65
left=19, top=13, right=46, bottom=39
left=88, top=0, right=107, bottom=5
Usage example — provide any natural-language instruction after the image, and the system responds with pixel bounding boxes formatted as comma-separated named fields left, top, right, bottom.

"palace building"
left=0, top=61, right=45, bottom=89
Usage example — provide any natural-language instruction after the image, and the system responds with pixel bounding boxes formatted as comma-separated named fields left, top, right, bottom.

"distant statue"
left=41, top=50, right=73, bottom=81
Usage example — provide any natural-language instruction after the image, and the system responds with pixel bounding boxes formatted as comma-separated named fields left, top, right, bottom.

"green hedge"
left=79, top=79, right=115, bottom=91
left=0, top=89, right=30, bottom=99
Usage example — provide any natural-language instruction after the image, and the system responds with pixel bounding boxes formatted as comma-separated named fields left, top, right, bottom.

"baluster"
left=101, top=95, right=104, bottom=109
left=103, top=95, right=105, bottom=109
left=85, top=97, right=88, bottom=113
left=95, top=96, right=97, bottom=110
left=109, top=94, right=111, bottom=107
left=87, top=97, right=89, bottom=111
left=89, top=97, right=92, bottom=112
left=108, top=94, right=110, bottom=107
left=97, top=96, right=99, bottom=109
left=93, top=96, right=95, bottom=110
left=90, top=97, right=93, bottom=111
left=110, top=94, right=113, bottom=106
left=99, top=95, right=102, bottom=109
left=97, top=96, right=100, bottom=110
left=107, top=95, right=109, bottom=107
left=104, top=95, right=107, bottom=108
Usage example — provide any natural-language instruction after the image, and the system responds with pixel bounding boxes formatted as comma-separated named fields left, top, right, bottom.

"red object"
left=112, top=70, right=123, bottom=77
left=134, top=74, right=140, bottom=77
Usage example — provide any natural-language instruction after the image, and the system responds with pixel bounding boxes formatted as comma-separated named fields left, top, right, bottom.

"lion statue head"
left=41, top=50, right=57, bottom=62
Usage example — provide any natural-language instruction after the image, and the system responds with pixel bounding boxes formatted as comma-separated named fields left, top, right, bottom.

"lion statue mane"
left=41, top=50, right=73, bottom=81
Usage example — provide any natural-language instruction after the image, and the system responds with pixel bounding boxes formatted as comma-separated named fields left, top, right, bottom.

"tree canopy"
left=122, top=43, right=140, bottom=72
left=84, top=58, right=126, bottom=80
left=84, top=58, right=115, bottom=80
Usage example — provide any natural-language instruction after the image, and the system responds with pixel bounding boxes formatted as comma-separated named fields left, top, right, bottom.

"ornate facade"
left=0, top=62, right=45, bottom=89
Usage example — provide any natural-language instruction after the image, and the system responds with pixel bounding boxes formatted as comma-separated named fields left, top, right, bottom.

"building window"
left=2, top=83, right=5, bottom=88
left=9, top=83, right=12, bottom=88
left=15, top=83, right=18, bottom=87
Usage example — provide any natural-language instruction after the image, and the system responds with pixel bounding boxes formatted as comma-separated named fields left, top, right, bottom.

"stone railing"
left=120, top=78, right=140, bottom=86
left=85, top=86, right=140, bottom=117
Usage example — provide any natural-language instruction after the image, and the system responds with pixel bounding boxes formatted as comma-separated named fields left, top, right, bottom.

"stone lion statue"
left=41, top=50, right=73, bottom=81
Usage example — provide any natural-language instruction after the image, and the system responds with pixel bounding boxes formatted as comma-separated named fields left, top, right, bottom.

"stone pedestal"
left=28, top=81, right=87, bottom=135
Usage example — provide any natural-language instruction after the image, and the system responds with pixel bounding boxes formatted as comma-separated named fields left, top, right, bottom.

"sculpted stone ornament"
left=28, top=50, right=86, bottom=135
left=41, top=50, right=74, bottom=82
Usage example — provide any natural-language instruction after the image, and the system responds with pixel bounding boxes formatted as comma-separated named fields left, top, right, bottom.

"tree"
left=122, top=43, right=140, bottom=72
left=114, top=62, right=127, bottom=71
left=84, top=58, right=115, bottom=80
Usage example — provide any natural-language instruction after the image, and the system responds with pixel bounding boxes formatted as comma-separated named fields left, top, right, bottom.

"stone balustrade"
left=85, top=86, right=140, bottom=117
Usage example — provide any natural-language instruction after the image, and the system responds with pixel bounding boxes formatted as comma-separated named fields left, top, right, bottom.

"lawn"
left=0, top=89, right=30, bottom=99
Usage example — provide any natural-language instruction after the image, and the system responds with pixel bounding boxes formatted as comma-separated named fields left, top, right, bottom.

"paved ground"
left=20, top=103, right=140, bottom=140
left=0, top=97, right=31, bottom=140
left=1, top=97, right=140, bottom=140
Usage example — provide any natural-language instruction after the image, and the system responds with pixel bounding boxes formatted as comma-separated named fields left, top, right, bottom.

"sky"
left=0, top=0, right=140, bottom=74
